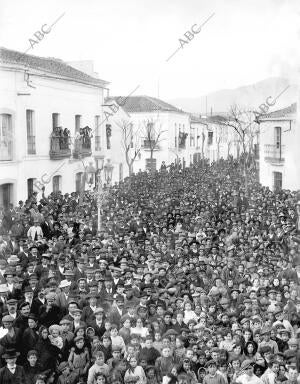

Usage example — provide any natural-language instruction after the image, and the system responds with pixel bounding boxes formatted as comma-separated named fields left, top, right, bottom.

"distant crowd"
left=0, top=158, right=299, bottom=384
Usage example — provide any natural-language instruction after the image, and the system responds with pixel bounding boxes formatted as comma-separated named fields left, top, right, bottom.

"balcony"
left=50, top=135, right=71, bottom=160
left=264, top=144, right=284, bottom=164
left=73, top=137, right=92, bottom=158
left=0, top=139, right=13, bottom=161
left=142, top=139, right=160, bottom=150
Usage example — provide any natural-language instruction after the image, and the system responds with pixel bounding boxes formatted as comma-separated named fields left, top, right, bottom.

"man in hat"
left=0, top=349, right=26, bottom=383
left=81, top=292, right=100, bottom=324
left=57, top=361, right=78, bottom=384
left=39, top=292, right=61, bottom=327
left=87, top=307, right=105, bottom=338
left=101, top=275, right=114, bottom=301
left=35, top=253, right=51, bottom=280
left=56, top=280, right=72, bottom=314
left=2, top=298, right=18, bottom=320
left=108, top=294, right=126, bottom=328
left=73, top=257, right=86, bottom=281
left=31, top=287, right=46, bottom=317
left=14, top=301, right=31, bottom=334
left=0, top=315, right=22, bottom=351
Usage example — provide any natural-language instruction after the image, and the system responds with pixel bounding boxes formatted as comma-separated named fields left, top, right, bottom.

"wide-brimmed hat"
left=2, top=349, right=20, bottom=359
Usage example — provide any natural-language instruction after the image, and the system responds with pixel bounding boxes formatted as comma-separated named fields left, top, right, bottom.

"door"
left=53, top=175, right=61, bottom=193
left=0, top=184, right=13, bottom=209
left=273, top=171, right=282, bottom=191
left=27, top=178, right=36, bottom=198
left=75, top=172, right=83, bottom=192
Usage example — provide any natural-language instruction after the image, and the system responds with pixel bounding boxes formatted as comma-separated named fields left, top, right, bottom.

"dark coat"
left=0, top=365, right=26, bottom=384
left=22, top=327, right=39, bottom=355
left=38, top=303, right=62, bottom=327
left=35, top=337, right=61, bottom=372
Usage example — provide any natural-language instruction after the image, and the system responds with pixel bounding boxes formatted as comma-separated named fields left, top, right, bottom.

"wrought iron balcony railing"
left=264, top=144, right=284, bottom=163
left=50, top=135, right=71, bottom=160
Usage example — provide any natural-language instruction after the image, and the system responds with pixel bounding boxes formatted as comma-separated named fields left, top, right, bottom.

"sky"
left=0, top=0, right=299, bottom=100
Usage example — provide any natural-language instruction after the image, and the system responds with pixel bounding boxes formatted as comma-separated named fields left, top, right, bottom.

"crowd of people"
left=0, top=158, right=299, bottom=384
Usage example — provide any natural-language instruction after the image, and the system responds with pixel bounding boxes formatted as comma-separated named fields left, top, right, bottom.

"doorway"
left=0, top=183, right=13, bottom=209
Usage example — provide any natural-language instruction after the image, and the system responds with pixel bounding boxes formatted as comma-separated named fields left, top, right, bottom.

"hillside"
left=169, top=77, right=297, bottom=114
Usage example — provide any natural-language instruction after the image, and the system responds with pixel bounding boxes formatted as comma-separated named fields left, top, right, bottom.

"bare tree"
left=225, top=104, right=259, bottom=195
left=142, top=118, right=167, bottom=160
left=227, top=140, right=232, bottom=157
left=117, top=119, right=141, bottom=177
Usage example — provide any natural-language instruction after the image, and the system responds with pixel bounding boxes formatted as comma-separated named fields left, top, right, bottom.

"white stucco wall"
left=0, top=65, right=106, bottom=204
left=259, top=118, right=300, bottom=191
left=103, top=107, right=202, bottom=175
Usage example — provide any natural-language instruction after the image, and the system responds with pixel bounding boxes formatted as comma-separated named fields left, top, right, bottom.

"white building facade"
left=258, top=103, right=300, bottom=191
left=104, top=96, right=202, bottom=175
left=190, top=115, right=241, bottom=163
left=0, top=47, right=109, bottom=207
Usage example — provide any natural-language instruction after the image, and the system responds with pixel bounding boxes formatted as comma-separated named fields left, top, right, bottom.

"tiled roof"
left=258, top=103, right=297, bottom=120
left=107, top=95, right=186, bottom=114
left=0, top=47, right=108, bottom=87
left=190, top=114, right=229, bottom=124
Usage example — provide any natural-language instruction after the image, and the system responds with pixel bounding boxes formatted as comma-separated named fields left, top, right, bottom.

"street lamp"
left=79, top=160, right=96, bottom=205
left=86, top=162, right=96, bottom=189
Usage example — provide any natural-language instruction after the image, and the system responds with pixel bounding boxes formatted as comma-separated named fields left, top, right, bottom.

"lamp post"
left=79, top=160, right=96, bottom=205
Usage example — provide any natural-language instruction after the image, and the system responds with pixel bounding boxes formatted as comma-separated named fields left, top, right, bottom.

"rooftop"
left=107, top=95, right=186, bottom=114
left=258, top=102, right=297, bottom=120
left=0, top=47, right=108, bottom=88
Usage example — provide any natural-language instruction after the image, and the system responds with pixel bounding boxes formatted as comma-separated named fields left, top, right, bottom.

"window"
left=190, top=127, right=195, bottom=147
left=75, top=115, right=81, bottom=133
left=273, top=171, right=282, bottom=191
left=26, top=110, right=36, bottom=154
left=95, top=115, right=101, bottom=151
left=53, top=175, right=62, bottom=193
left=75, top=172, right=83, bottom=192
left=0, top=114, right=13, bottom=160
left=27, top=178, right=36, bottom=198
left=52, top=113, right=60, bottom=129
left=275, top=127, right=282, bottom=149
left=0, top=184, right=13, bottom=209
left=106, top=124, right=112, bottom=149
left=208, top=131, right=213, bottom=145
